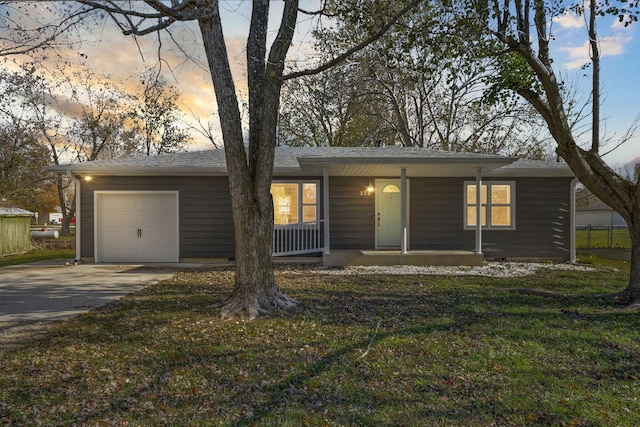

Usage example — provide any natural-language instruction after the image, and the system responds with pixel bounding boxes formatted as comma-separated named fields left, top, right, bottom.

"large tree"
left=278, top=62, right=399, bottom=147
left=0, top=119, right=56, bottom=212
left=1, top=65, right=78, bottom=235
left=70, top=0, right=420, bottom=319
left=280, top=0, right=553, bottom=158
left=0, top=3, right=95, bottom=228
left=478, top=0, right=640, bottom=304
left=129, top=69, right=191, bottom=156
left=279, top=54, right=553, bottom=157
left=68, top=68, right=135, bottom=162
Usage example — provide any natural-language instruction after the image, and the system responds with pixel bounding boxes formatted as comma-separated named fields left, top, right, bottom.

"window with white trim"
left=464, top=181, right=515, bottom=229
left=271, top=182, right=318, bottom=225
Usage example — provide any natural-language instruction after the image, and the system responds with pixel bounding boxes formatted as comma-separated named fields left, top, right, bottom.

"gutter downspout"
left=570, top=178, right=577, bottom=262
left=68, top=170, right=81, bottom=263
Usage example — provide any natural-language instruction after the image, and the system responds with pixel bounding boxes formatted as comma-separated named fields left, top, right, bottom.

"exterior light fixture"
left=83, top=175, right=93, bottom=182
left=360, top=180, right=375, bottom=196
left=366, top=181, right=375, bottom=194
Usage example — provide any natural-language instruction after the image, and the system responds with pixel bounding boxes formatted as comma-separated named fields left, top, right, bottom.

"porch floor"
left=322, top=250, right=483, bottom=267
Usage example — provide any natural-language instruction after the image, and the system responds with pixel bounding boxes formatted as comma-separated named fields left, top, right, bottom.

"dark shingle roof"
left=46, top=147, right=573, bottom=177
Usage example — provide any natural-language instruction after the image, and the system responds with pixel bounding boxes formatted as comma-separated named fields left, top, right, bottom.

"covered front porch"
left=322, top=250, right=484, bottom=267
left=272, top=152, right=517, bottom=267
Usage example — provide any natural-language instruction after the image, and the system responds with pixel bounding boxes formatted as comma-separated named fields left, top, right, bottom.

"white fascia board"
left=297, top=156, right=517, bottom=167
left=45, top=165, right=227, bottom=176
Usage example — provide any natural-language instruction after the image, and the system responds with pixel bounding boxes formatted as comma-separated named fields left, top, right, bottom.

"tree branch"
left=76, top=0, right=211, bottom=35
left=0, top=4, right=95, bottom=57
left=297, top=7, right=333, bottom=17
left=282, top=0, right=422, bottom=81
left=601, top=115, right=640, bottom=158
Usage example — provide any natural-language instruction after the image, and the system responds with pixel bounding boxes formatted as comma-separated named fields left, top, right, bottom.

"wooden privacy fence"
left=575, top=225, right=631, bottom=249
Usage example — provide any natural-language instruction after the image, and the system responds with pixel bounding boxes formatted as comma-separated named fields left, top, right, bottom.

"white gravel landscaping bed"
left=315, top=262, right=600, bottom=278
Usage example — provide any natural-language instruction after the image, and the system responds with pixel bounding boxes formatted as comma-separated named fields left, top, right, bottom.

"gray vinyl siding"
left=410, top=178, right=471, bottom=250
left=82, top=174, right=572, bottom=261
left=500, top=177, right=572, bottom=259
left=80, top=176, right=234, bottom=259
left=409, top=177, right=573, bottom=259
left=329, top=177, right=375, bottom=249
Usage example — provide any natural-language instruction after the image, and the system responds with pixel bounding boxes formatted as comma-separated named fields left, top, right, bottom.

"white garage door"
left=95, top=192, right=179, bottom=263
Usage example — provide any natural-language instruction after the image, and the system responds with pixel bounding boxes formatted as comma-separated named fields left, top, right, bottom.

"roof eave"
left=486, top=168, right=575, bottom=178
left=45, top=165, right=228, bottom=176
left=297, top=156, right=518, bottom=166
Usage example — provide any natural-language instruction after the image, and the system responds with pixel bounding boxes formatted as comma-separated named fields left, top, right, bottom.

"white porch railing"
left=272, top=219, right=324, bottom=256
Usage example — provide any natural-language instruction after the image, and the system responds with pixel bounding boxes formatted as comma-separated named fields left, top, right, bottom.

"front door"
left=376, top=179, right=407, bottom=248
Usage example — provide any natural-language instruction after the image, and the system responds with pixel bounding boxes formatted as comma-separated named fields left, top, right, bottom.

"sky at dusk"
left=3, top=1, right=639, bottom=170
left=550, top=11, right=640, bottom=169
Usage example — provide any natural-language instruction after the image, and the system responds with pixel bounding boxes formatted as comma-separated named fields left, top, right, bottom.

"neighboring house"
left=46, top=147, right=576, bottom=266
left=576, top=198, right=627, bottom=228
left=0, top=207, right=34, bottom=256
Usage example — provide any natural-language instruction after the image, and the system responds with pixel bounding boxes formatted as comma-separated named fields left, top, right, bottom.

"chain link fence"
left=576, top=225, right=631, bottom=249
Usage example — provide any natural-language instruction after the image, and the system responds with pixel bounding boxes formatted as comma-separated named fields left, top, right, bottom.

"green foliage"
left=0, top=265, right=636, bottom=425
left=0, top=124, right=57, bottom=212
left=565, top=0, right=640, bottom=26
left=483, top=52, right=544, bottom=106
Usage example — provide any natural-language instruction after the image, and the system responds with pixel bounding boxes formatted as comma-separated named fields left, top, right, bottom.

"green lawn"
left=0, top=248, right=75, bottom=267
left=0, top=234, right=75, bottom=267
left=1, top=262, right=637, bottom=426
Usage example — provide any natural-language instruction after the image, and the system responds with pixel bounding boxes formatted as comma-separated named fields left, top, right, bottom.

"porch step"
left=323, top=250, right=483, bottom=267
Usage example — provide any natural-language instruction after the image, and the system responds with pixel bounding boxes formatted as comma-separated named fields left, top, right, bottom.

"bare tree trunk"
left=54, top=175, right=68, bottom=236
left=60, top=191, right=75, bottom=237
left=221, top=199, right=294, bottom=319
left=199, top=1, right=297, bottom=319
left=47, top=133, right=74, bottom=237
left=621, top=219, right=640, bottom=304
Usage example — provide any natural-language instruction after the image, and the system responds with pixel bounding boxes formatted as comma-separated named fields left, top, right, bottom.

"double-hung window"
left=271, top=181, right=318, bottom=225
left=464, top=181, right=515, bottom=230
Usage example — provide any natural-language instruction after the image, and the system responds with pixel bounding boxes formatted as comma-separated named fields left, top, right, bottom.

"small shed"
left=0, top=207, right=34, bottom=256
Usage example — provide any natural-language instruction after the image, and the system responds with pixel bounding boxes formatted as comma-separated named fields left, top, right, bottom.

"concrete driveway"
left=0, top=262, right=175, bottom=322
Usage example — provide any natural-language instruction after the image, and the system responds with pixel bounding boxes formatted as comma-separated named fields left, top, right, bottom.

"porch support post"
left=323, top=166, right=330, bottom=255
left=475, top=168, right=483, bottom=255
left=401, top=168, right=408, bottom=254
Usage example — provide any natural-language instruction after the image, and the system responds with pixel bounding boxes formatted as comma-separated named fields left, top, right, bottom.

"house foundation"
left=322, top=250, right=484, bottom=267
